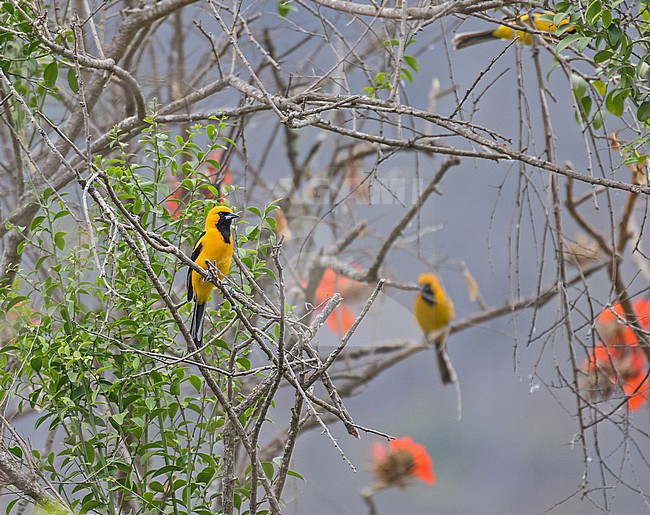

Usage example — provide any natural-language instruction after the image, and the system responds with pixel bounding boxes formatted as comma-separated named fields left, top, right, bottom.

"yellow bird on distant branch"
left=453, top=12, right=574, bottom=50
left=414, top=273, right=456, bottom=385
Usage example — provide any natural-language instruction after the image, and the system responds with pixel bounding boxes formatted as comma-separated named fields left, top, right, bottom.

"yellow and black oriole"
left=414, top=273, right=456, bottom=385
left=453, top=12, right=574, bottom=50
left=187, top=205, right=239, bottom=346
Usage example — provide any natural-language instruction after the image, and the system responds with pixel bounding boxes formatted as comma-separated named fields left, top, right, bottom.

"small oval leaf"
left=637, top=101, right=650, bottom=122
left=67, top=68, right=79, bottom=93
left=43, top=61, right=58, bottom=88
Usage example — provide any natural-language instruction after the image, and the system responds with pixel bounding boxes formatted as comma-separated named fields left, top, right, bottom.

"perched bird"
left=187, top=205, right=239, bottom=346
left=453, top=12, right=574, bottom=50
left=414, top=273, right=456, bottom=385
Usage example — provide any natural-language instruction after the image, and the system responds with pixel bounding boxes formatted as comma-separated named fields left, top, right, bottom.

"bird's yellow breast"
left=191, top=232, right=233, bottom=304
left=414, top=291, right=454, bottom=335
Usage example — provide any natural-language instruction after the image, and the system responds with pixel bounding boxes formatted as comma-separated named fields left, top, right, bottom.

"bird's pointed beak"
left=225, top=212, right=240, bottom=221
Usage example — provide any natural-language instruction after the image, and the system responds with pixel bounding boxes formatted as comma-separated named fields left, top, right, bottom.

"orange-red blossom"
left=370, top=437, right=435, bottom=488
left=584, top=299, right=650, bottom=411
left=307, top=267, right=373, bottom=337
left=314, top=268, right=357, bottom=336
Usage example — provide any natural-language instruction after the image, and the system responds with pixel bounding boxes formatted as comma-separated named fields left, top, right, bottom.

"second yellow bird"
left=453, top=12, right=573, bottom=50
left=187, top=205, right=239, bottom=346
left=414, top=273, right=456, bottom=385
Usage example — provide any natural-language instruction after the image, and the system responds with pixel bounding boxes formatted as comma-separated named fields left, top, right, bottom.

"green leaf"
left=6, top=498, right=19, bottom=514
left=43, top=61, right=58, bottom=88
left=54, top=231, right=66, bottom=250
left=380, top=39, right=400, bottom=48
left=261, top=461, right=275, bottom=479
left=556, top=33, right=581, bottom=54
left=580, top=95, right=593, bottom=117
left=111, top=412, right=126, bottom=425
left=637, top=100, right=650, bottom=121
left=145, top=397, right=156, bottom=411
left=594, top=50, right=613, bottom=63
left=30, top=355, right=42, bottom=372
left=170, top=378, right=180, bottom=396
left=592, top=109, right=606, bottom=130
left=643, top=6, right=650, bottom=21
left=577, top=37, right=592, bottom=52
left=132, top=417, right=146, bottom=428
left=592, top=80, right=607, bottom=97
left=30, top=215, right=46, bottom=231
left=607, top=24, right=623, bottom=49
left=403, top=55, right=418, bottom=72
left=277, top=1, right=291, bottom=16
left=605, top=90, right=624, bottom=116
left=196, top=466, right=215, bottom=484
left=80, top=500, right=104, bottom=513
left=188, top=374, right=202, bottom=392
left=247, top=206, right=262, bottom=218
left=8, top=446, right=22, bottom=459
left=555, top=23, right=574, bottom=37
left=586, top=0, right=602, bottom=25
left=149, top=481, right=164, bottom=493
left=237, top=357, right=251, bottom=370
left=67, top=68, right=79, bottom=93
left=264, top=201, right=281, bottom=214
left=287, top=469, right=305, bottom=480
left=400, top=68, right=413, bottom=84
left=602, top=9, right=612, bottom=27
left=571, top=74, right=589, bottom=99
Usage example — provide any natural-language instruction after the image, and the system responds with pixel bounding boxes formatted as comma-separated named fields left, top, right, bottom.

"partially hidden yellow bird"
left=187, top=205, right=239, bottom=346
left=414, top=273, right=456, bottom=385
left=453, top=12, right=574, bottom=50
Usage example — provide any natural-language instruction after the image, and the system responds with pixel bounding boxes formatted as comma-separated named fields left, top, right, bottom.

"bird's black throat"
left=419, top=283, right=437, bottom=305
left=216, top=216, right=234, bottom=244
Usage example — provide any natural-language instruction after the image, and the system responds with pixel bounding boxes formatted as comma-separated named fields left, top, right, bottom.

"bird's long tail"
left=436, top=341, right=457, bottom=385
left=190, top=301, right=206, bottom=346
left=452, top=30, right=498, bottom=50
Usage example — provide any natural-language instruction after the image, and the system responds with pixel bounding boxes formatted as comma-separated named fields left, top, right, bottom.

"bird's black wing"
left=186, top=233, right=205, bottom=302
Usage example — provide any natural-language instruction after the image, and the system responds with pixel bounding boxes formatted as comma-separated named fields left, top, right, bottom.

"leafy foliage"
left=555, top=0, right=650, bottom=134
left=0, top=117, right=294, bottom=514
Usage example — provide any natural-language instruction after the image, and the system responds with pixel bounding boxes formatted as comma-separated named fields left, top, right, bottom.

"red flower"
left=315, top=269, right=357, bottom=336
left=370, top=437, right=435, bottom=487
left=301, top=267, right=372, bottom=337
left=596, top=300, right=650, bottom=348
left=583, top=299, right=650, bottom=411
